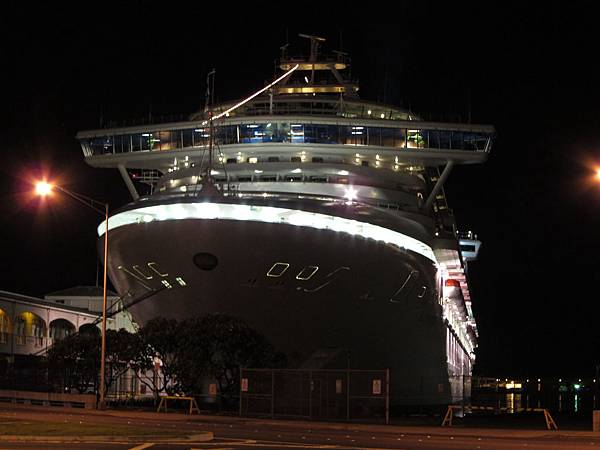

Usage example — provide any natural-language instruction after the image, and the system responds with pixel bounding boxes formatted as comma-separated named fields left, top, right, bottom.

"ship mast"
left=205, top=69, right=216, bottom=187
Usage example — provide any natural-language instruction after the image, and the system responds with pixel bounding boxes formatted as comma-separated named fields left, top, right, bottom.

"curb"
left=0, top=431, right=214, bottom=443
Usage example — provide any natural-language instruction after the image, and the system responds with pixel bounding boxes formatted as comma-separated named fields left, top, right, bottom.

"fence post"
left=385, top=368, right=390, bottom=425
left=346, top=367, right=350, bottom=421
left=462, top=374, right=465, bottom=413
left=239, top=367, right=243, bottom=417
left=308, top=370, right=312, bottom=419
left=271, top=369, right=275, bottom=419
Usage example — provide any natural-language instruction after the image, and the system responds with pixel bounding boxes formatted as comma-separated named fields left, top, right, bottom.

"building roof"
left=0, top=290, right=100, bottom=316
left=44, top=285, right=118, bottom=298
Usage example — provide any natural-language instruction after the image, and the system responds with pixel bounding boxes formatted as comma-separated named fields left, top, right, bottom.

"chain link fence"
left=239, top=368, right=390, bottom=423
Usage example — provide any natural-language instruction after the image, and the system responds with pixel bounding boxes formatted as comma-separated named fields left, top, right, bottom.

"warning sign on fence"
left=241, top=378, right=248, bottom=392
left=335, top=379, right=343, bottom=394
left=209, top=383, right=217, bottom=396
left=372, top=379, right=382, bottom=395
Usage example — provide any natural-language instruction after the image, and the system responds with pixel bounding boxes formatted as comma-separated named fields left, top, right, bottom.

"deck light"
left=344, top=186, right=358, bottom=203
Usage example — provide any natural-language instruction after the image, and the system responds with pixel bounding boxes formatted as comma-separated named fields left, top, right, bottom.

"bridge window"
left=407, top=130, right=426, bottom=148
left=193, top=128, right=209, bottom=147
left=450, top=131, right=463, bottom=150
left=182, top=129, right=193, bottom=148
left=141, top=133, right=152, bottom=151
left=81, top=123, right=491, bottom=162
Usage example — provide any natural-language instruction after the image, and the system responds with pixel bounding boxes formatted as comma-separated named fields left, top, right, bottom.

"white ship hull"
left=104, top=198, right=460, bottom=405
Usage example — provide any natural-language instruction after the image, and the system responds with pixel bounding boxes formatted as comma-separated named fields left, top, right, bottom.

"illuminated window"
left=296, top=266, right=319, bottom=280
left=267, top=262, right=289, bottom=277
left=148, top=262, right=168, bottom=277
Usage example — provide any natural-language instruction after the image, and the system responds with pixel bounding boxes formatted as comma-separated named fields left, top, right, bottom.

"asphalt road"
left=1, top=405, right=600, bottom=449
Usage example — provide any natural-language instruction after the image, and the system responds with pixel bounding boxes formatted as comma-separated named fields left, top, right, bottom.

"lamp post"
left=35, top=181, right=110, bottom=410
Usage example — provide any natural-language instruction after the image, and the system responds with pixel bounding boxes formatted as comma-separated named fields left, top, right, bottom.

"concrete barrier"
left=0, top=389, right=96, bottom=409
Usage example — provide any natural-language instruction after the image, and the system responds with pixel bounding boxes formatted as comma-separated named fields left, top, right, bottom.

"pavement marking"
left=128, top=443, right=155, bottom=450
left=194, top=441, right=338, bottom=449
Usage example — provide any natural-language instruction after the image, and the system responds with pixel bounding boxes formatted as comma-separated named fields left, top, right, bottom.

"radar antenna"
left=298, top=33, right=326, bottom=62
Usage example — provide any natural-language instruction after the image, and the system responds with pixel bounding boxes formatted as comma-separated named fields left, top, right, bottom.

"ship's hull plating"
left=105, top=212, right=452, bottom=405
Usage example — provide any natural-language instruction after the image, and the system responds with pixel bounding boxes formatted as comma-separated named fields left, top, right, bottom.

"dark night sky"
left=2, top=3, right=600, bottom=378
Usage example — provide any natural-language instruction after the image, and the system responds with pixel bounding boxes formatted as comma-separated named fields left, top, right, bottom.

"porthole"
left=193, top=252, right=218, bottom=271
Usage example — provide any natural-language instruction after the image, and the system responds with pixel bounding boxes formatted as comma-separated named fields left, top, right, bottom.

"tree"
left=47, top=333, right=100, bottom=394
left=131, top=317, right=183, bottom=402
left=104, top=329, right=141, bottom=394
left=175, top=314, right=285, bottom=399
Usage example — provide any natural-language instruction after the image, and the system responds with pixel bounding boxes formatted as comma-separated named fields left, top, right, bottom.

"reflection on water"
left=490, top=392, right=593, bottom=414
left=471, top=378, right=599, bottom=415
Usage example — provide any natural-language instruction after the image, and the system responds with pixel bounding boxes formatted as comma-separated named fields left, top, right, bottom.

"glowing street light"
left=35, top=180, right=110, bottom=410
left=35, top=181, right=53, bottom=196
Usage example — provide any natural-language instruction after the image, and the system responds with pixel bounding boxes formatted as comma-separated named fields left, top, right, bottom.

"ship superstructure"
left=76, top=35, right=493, bottom=404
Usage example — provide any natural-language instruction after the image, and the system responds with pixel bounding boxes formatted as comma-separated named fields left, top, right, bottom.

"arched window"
left=79, top=323, right=100, bottom=336
left=15, top=312, right=47, bottom=338
left=49, top=319, right=76, bottom=341
left=0, top=308, right=11, bottom=343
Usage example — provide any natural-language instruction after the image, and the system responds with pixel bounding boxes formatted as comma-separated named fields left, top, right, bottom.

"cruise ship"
left=76, top=35, right=494, bottom=405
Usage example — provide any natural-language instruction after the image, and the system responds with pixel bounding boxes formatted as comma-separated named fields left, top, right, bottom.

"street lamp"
left=35, top=180, right=110, bottom=410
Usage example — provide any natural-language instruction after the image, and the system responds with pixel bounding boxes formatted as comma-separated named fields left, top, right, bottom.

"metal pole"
left=99, top=203, right=109, bottom=409
left=423, top=160, right=455, bottom=211
left=346, top=367, right=350, bottom=421
left=462, top=374, right=466, bottom=413
left=385, top=368, right=390, bottom=425
left=271, top=370, right=275, bottom=419
left=239, top=367, right=243, bottom=417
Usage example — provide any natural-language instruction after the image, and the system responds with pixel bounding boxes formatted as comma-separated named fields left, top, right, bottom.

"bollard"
left=594, top=410, right=600, bottom=432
